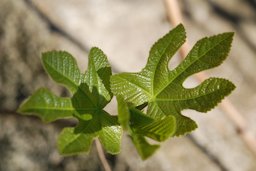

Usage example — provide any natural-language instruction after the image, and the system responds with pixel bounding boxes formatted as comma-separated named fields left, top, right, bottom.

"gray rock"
left=0, top=0, right=61, bottom=110
left=0, top=113, right=103, bottom=171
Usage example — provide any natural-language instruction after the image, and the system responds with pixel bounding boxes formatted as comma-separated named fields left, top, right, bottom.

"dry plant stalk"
left=95, top=140, right=112, bottom=171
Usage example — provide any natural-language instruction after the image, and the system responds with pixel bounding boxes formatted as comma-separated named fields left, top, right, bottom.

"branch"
left=163, top=0, right=256, bottom=156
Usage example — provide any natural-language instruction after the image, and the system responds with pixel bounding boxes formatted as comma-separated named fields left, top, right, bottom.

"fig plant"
left=18, top=24, right=235, bottom=159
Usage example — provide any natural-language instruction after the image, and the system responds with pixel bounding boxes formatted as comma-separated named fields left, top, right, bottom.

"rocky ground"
left=0, top=0, right=256, bottom=170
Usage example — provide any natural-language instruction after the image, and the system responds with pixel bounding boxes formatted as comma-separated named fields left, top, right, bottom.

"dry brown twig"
left=163, top=0, right=256, bottom=155
left=95, top=140, right=112, bottom=171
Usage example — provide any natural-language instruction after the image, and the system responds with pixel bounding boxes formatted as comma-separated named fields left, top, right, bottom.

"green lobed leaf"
left=18, top=24, right=236, bottom=160
left=18, top=47, right=121, bottom=155
left=111, top=24, right=235, bottom=136
left=18, top=88, right=74, bottom=122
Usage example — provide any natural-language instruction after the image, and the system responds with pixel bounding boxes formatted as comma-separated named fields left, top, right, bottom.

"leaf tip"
left=224, top=32, right=235, bottom=37
left=175, top=23, right=185, bottom=30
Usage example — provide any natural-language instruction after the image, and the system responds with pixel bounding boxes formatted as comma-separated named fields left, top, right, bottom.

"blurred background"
left=0, top=0, right=256, bottom=170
